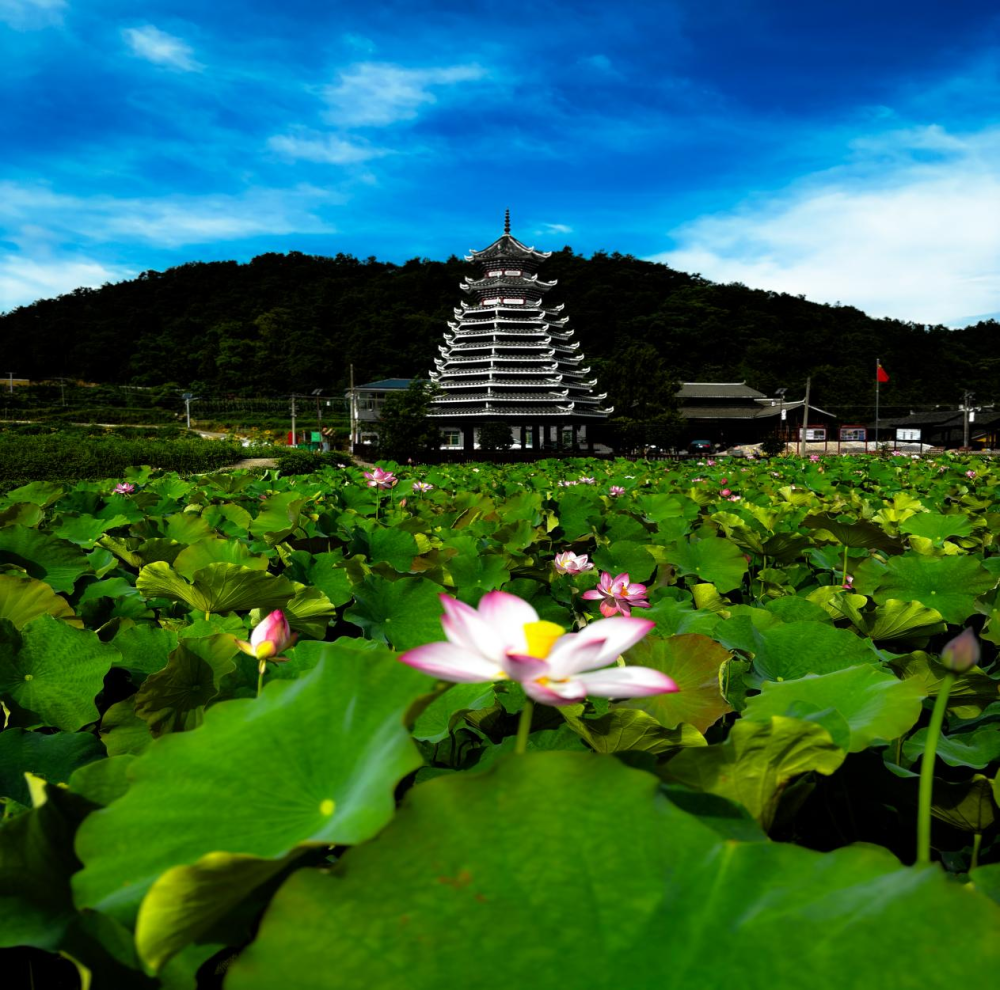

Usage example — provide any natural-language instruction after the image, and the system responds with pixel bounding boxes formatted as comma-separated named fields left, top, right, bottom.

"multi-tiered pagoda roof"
left=428, top=212, right=612, bottom=422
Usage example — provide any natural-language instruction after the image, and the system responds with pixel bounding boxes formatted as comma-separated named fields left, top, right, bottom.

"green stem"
left=514, top=700, right=534, bottom=755
left=972, top=832, right=982, bottom=871
left=917, top=672, right=954, bottom=865
left=257, top=662, right=266, bottom=698
left=841, top=544, right=849, bottom=586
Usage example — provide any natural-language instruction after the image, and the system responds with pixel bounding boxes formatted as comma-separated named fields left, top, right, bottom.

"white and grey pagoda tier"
left=428, top=212, right=611, bottom=452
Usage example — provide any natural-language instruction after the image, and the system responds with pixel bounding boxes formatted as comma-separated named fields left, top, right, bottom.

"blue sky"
left=2, top=0, right=999, bottom=324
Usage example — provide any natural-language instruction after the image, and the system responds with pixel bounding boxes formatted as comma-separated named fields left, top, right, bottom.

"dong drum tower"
left=428, top=211, right=611, bottom=452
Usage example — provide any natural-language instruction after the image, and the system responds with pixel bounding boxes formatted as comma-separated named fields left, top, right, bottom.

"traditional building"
left=428, top=212, right=611, bottom=452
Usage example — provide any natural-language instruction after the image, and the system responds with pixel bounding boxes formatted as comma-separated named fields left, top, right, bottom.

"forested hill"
left=1, top=248, right=996, bottom=419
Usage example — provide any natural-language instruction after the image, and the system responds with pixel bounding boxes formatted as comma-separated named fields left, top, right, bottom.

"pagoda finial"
left=504, top=208, right=510, bottom=236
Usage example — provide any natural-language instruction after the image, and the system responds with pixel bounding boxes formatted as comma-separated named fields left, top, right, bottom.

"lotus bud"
left=235, top=609, right=297, bottom=664
left=940, top=627, right=980, bottom=673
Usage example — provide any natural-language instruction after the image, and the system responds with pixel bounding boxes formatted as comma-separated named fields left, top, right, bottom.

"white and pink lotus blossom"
left=398, top=591, right=676, bottom=705
left=581, top=571, right=651, bottom=618
left=966, top=470, right=977, bottom=479
left=363, top=466, right=397, bottom=489
left=235, top=609, right=297, bottom=664
left=412, top=481, right=434, bottom=493
left=578, top=476, right=596, bottom=484
left=553, top=551, right=594, bottom=575
left=608, top=485, right=626, bottom=497
left=113, top=482, right=137, bottom=495
left=557, top=479, right=578, bottom=488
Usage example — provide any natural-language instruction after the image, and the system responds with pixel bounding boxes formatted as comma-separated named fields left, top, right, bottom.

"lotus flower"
left=940, top=627, right=980, bottom=673
left=398, top=591, right=676, bottom=705
left=412, top=481, right=434, bottom=493
left=235, top=609, right=297, bottom=664
left=809, top=454, right=820, bottom=463
left=113, top=482, right=136, bottom=495
left=363, top=466, right=397, bottom=489
left=553, top=551, right=593, bottom=575
left=720, top=488, right=732, bottom=497
left=966, top=470, right=977, bottom=479
left=608, top=486, right=625, bottom=497
left=581, top=571, right=651, bottom=618
left=578, top=476, right=596, bottom=485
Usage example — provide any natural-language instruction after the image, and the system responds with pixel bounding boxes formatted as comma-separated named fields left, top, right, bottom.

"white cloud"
left=538, top=222, right=573, bottom=235
left=0, top=181, right=337, bottom=247
left=267, top=131, right=390, bottom=164
left=0, top=0, right=65, bottom=30
left=654, top=126, right=1000, bottom=326
left=322, top=61, right=486, bottom=126
left=0, top=255, right=131, bottom=313
left=122, top=25, right=202, bottom=72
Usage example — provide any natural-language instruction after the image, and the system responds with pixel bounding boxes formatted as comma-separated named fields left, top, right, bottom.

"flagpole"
left=875, top=357, right=880, bottom=446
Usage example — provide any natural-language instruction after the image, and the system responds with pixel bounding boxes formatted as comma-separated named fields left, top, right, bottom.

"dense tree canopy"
left=1, top=247, right=996, bottom=422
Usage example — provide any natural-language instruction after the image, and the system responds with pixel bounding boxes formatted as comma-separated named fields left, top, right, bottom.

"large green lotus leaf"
left=560, top=707, right=705, bottom=753
left=52, top=513, right=131, bottom=547
left=752, top=620, right=876, bottom=681
left=111, top=621, right=178, bottom=674
left=662, top=716, right=845, bottom=828
left=303, top=553, right=355, bottom=607
left=865, top=599, right=947, bottom=642
left=4, top=481, right=65, bottom=507
left=641, top=596, right=720, bottom=637
left=133, top=636, right=238, bottom=736
left=0, top=615, right=119, bottom=730
left=743, top=666, right=926, bottom=752
left=802, top=513, right=902, bottom=552
left=0, top=526, right=92, bottom=594
left=0, top=784, right=90, bottom=950
left=615, top=634, right=732, bottom=732
left=0, top=578, right=81, bottom=635
left=162, top=512, right=215, bottom=546
left=446, top=552, right=510, bottom=602
left=873, top=554, right=995, bottom=624
left=100, top=698, right=153, bottom=757
left=0, top=727, right=105, bottom=805
left=68, top=754, right=135, bottom=808
left=249, top=492, right=305, bottom=541
left=668, top=537, right=748, bottom=593
left=591, top=541, right=657, bottom=584
left=554, top=493, right=603, bottom=540
left=891, top=653, right=999, bottom=718
left=136, top=561, right=296, bottom=614
left=266, top=585, right=337, bottom=640
left=135, top=849, right=303, bottom=972
left=172, top=538, right=269, bottom=581
left=763, top=595, right=832, bottom=624
left=365, top=528, right=420, bottom=571
left=412, top=682, right=496, bottom=743
left=73, top=641, right=432, bottom=924
left=0, top=501, right=44, bottom=528
left=904, top=724, right=1000, bottom=769
left=226, top=752, right=1000, bottom=990
left=344, top=575, right=446, bottom=650
left=931, top=775, right=995, bottom=832
left=900, top=512, right=975, bottom=542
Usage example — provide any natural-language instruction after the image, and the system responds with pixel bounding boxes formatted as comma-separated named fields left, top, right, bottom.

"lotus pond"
left=1, top=453, right=999, bottom=988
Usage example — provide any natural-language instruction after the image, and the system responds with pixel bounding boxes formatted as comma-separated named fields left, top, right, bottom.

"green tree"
left=477, top=421, right=513, bottom=452
left=375, top=381, right=442, bottom=460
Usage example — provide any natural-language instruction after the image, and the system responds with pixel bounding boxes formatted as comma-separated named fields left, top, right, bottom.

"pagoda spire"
left=504, top=208, right=510, bottom=236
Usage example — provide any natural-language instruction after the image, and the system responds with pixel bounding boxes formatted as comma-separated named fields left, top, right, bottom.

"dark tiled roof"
left=677, top=382, right=767, bottom=400
left=355, top=379, right=414, bottom=390
left=680, top=405, right=760, bottom=419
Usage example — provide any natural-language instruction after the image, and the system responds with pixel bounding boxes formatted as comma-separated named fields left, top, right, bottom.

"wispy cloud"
left=267, top=130, right=390, bottom=164
left=654, top=125, right=1000, bottom=326
left=538, top=222, right=573, bottom=234
left=322, top=62, right=487, bottom=126
left=122, top=25, right=202, bottom=72
left=0, top=0, right=65, bottom=31
left=0, top=254, right=131, bottom=313
left=0, top=182, right=338, bottom=249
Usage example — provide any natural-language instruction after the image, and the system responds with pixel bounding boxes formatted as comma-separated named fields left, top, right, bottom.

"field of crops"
left=1, top=453, right=999, bottom=988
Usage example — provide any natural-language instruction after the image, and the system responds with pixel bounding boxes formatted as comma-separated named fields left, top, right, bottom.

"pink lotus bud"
left=720, top=488, right=731, bottom=497
left=940, top=627, right=980, bottom=673
left=235, top=609, right=297, bottom=664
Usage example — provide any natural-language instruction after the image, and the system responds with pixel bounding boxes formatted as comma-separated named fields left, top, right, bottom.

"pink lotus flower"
left=720, top=488, right=732, bottom=497
left=809, top=454, right=820, bottom=463
left=842, top=574, right=854, bottom=591
left=235, top=609, right=297, bottom=664
left=966, top=470, right=977, bottom=479
left=113, top=482, right=136, bottom=495
left=706, top=459, right=716, bottom=466
left=363, top=466, right=397, bottom=489
left=727, top=494, right=741, bottom=501
left=578, top=476, right=596, bottom=484
left=557, top=479, right=578, bottom=488
left=553, top=551, right=593, bottom=575
left=581, top=571, right=651, bottom=618
left=412, top=481, right=434, bottom=493
left=398, top=592, right=676, bottom=705
left=608, top=486, right=626, bottom=497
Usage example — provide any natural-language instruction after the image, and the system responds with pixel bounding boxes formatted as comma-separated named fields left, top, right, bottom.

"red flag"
left=877, top=364, right=889, bottom=383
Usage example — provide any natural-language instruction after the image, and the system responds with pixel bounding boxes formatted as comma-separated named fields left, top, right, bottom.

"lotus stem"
left=917, top=672, right=954, bottom=865
left=841, top=545, right=849, bottom=586
left=257, top=660, right=266, bottom=698
left=514, top=699, right=534, bottom=755
left=972, top=832, right=982, bottom=871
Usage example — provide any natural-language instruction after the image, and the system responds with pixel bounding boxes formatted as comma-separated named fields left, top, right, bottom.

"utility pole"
left=182, top=392, right=197, bottom=429
left=290, top=394, right=297, bottom=447
left=349, top=364, right=356, bottom=449
left=963, top=390, right=975, bottom=449
left=799, top=377, right=811, bottom=457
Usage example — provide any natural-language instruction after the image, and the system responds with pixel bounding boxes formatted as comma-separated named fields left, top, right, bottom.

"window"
left=443, top=430, right=462, bottom=447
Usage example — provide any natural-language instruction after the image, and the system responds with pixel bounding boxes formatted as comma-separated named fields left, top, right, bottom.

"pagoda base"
left=435, top=419, right=600, bottom=455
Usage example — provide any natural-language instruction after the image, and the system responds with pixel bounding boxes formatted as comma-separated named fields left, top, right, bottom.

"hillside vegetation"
left=1, top=249, right=996, bottom=421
